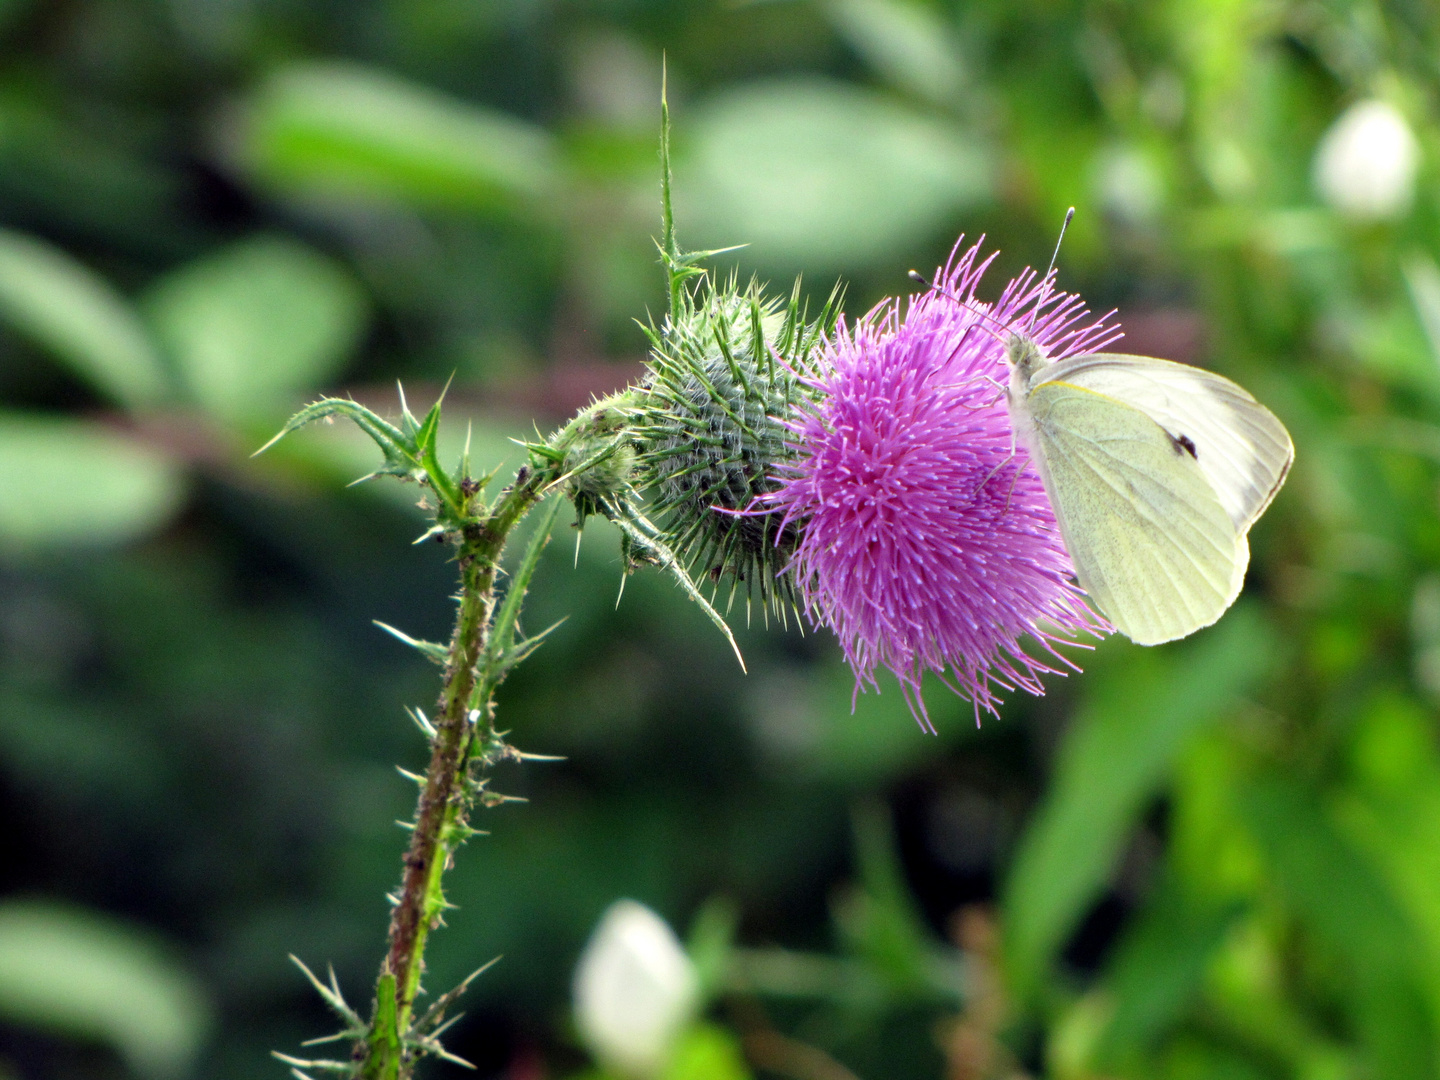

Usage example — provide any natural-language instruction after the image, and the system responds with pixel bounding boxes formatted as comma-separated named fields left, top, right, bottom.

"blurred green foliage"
left=2, top=1, right=1439, bottom=1079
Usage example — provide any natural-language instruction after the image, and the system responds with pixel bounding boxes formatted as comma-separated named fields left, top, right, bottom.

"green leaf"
left=144, top=235, right=368, bottom=424
left=1002, top=610, right=1272, bottom=998
left=677, top=78, right=991, bottom=273
left=1241, top=772, right=1437, bottom=1080
left=1338, top=694, right=1440, bottom=1024
left=685, top=897, right=739, bottom=1004
left=661, top=1023, right=752, bottom=1080
left=0, top=412, right=185, bottom=548
left=832, top=803, right=938, bottom=996
left=1405, top=254, right=1440, bottom=370
left=0, top=900, right=212, bottom=1079
left=1243, top=774, right=1412, bottom=972
left=257, top=396, right=422, bottom=480
left=237, top=60, right=561, bottom=212
left=0, top=228, right=168, bottom=409
left=1096, top=878, right=1245, bottom=1063
left=824, top=0, right=967, bottom=105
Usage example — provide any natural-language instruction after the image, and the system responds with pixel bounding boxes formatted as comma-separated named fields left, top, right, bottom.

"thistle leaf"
left=496, top=618, right=567, bottom=672
left=254, top=397, right=422, bottom=482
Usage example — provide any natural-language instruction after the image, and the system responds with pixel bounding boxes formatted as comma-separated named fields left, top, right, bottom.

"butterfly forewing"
left=1026, top=380, right=1245, bottom=645
left=1033, top=354, right=1293, bottom=532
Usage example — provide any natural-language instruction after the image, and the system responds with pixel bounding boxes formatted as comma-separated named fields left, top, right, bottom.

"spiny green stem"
left=363, top=465, right=552, bottom=1079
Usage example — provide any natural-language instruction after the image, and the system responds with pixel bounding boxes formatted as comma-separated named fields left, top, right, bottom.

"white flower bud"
left=1314, top=99, right=1419, bottom=220
left=573, top=900, right=699, bottom=1079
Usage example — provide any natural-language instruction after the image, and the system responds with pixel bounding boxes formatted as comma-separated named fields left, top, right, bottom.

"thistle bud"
left=633, top=273, right=837, bottom=616
left=555, top=398, right=637, bottom=523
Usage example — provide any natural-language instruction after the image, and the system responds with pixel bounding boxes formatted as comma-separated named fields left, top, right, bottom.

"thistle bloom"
left=767, top=240, right=1119, bottom=728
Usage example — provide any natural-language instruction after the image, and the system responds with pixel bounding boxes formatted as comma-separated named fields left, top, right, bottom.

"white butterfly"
left=1005, top=335, right=1293, bottom=645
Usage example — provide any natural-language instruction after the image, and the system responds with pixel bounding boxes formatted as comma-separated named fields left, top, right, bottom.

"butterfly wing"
left=1032, top=353, right=1293, bottom=532
left=1023, top=379, right=1245, bottom=645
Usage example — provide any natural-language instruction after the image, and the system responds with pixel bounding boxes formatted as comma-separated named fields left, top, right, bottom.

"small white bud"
left=573, top=900, right=699, bottom=1079
left=1314, top=99, right=1419, bottom=220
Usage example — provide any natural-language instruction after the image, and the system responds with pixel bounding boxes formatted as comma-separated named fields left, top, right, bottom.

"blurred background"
left=0, top=0, right=1435, bottom=1078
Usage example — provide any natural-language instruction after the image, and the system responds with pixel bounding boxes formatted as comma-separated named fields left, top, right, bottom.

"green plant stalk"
left=362, top=464, right=552, bottom=1080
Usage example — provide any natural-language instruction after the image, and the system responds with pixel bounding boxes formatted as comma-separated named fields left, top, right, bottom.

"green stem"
left=361, top=465, right=551, bottom=1080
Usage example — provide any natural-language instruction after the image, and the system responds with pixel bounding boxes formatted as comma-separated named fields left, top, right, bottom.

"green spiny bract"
left=633, top=272, right=839, bottom=618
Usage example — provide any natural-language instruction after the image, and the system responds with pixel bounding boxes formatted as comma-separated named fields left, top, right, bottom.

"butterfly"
left=1003, top=331, right=1293, bottom=644
left=910, top=216, right=1296, bottom=648
left=916, top=211, right=1293, bottom=644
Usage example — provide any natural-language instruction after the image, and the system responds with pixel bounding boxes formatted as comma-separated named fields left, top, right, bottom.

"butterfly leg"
left=948, top=373, right=1007, bottom=412
left=1000, top=448, right=1028, bottom=514
left=974, top=411, right=1032, bottom=516
left=974, top=424, right=1017, bottom=500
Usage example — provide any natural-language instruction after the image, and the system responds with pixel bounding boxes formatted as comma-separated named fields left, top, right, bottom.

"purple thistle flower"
left=766, top=239, right=1121, bottom=730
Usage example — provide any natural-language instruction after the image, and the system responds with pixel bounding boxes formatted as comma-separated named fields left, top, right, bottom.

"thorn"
left=287, top=955, right=361, bottom=1025
left=376, top=623, right=449, bottom=665
left=406, top=707, right=437, bottom=737
left=252, top=427, right=288, bottom=458
left=429, top=1045, right=477, bottom=1069
left=396, top=766, right=425, bottom=785
left=482, top=792, right=529, bottom=806
left=300, top=1033, right=350, bottom=1047
left=413, top=525, right=446, bottom=546
left=428, top=1012, right=466, bottom=1041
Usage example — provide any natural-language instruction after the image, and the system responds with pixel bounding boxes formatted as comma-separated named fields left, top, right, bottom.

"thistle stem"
left=362, top=465, right=551, bottom=1079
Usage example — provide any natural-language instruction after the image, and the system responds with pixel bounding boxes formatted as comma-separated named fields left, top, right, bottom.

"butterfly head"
left=1005, top=332, right=1050, bottom=386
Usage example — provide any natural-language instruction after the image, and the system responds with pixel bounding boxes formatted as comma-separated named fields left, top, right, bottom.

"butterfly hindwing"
left=1024, top=379, right=1245, bottom=645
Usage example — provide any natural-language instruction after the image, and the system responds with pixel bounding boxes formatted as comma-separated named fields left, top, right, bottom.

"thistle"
left=633, top=272, right=838, bottom=619
left=627, top=84, right=839, bottom=621
left=766, top=239, right=1117, bottom=728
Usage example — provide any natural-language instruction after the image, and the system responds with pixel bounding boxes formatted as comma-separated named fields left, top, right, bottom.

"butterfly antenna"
left=908, top=269, right=1009, bottom=345
left=1027, top=207, right=1075, bottom=332
left=908, top=268, right=950, bottom=298
left=1045, top=208, right=1075, bottom=282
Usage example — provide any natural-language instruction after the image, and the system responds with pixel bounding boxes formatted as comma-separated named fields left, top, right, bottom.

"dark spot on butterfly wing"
left=1168, top=432, right=1199, bottom=459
